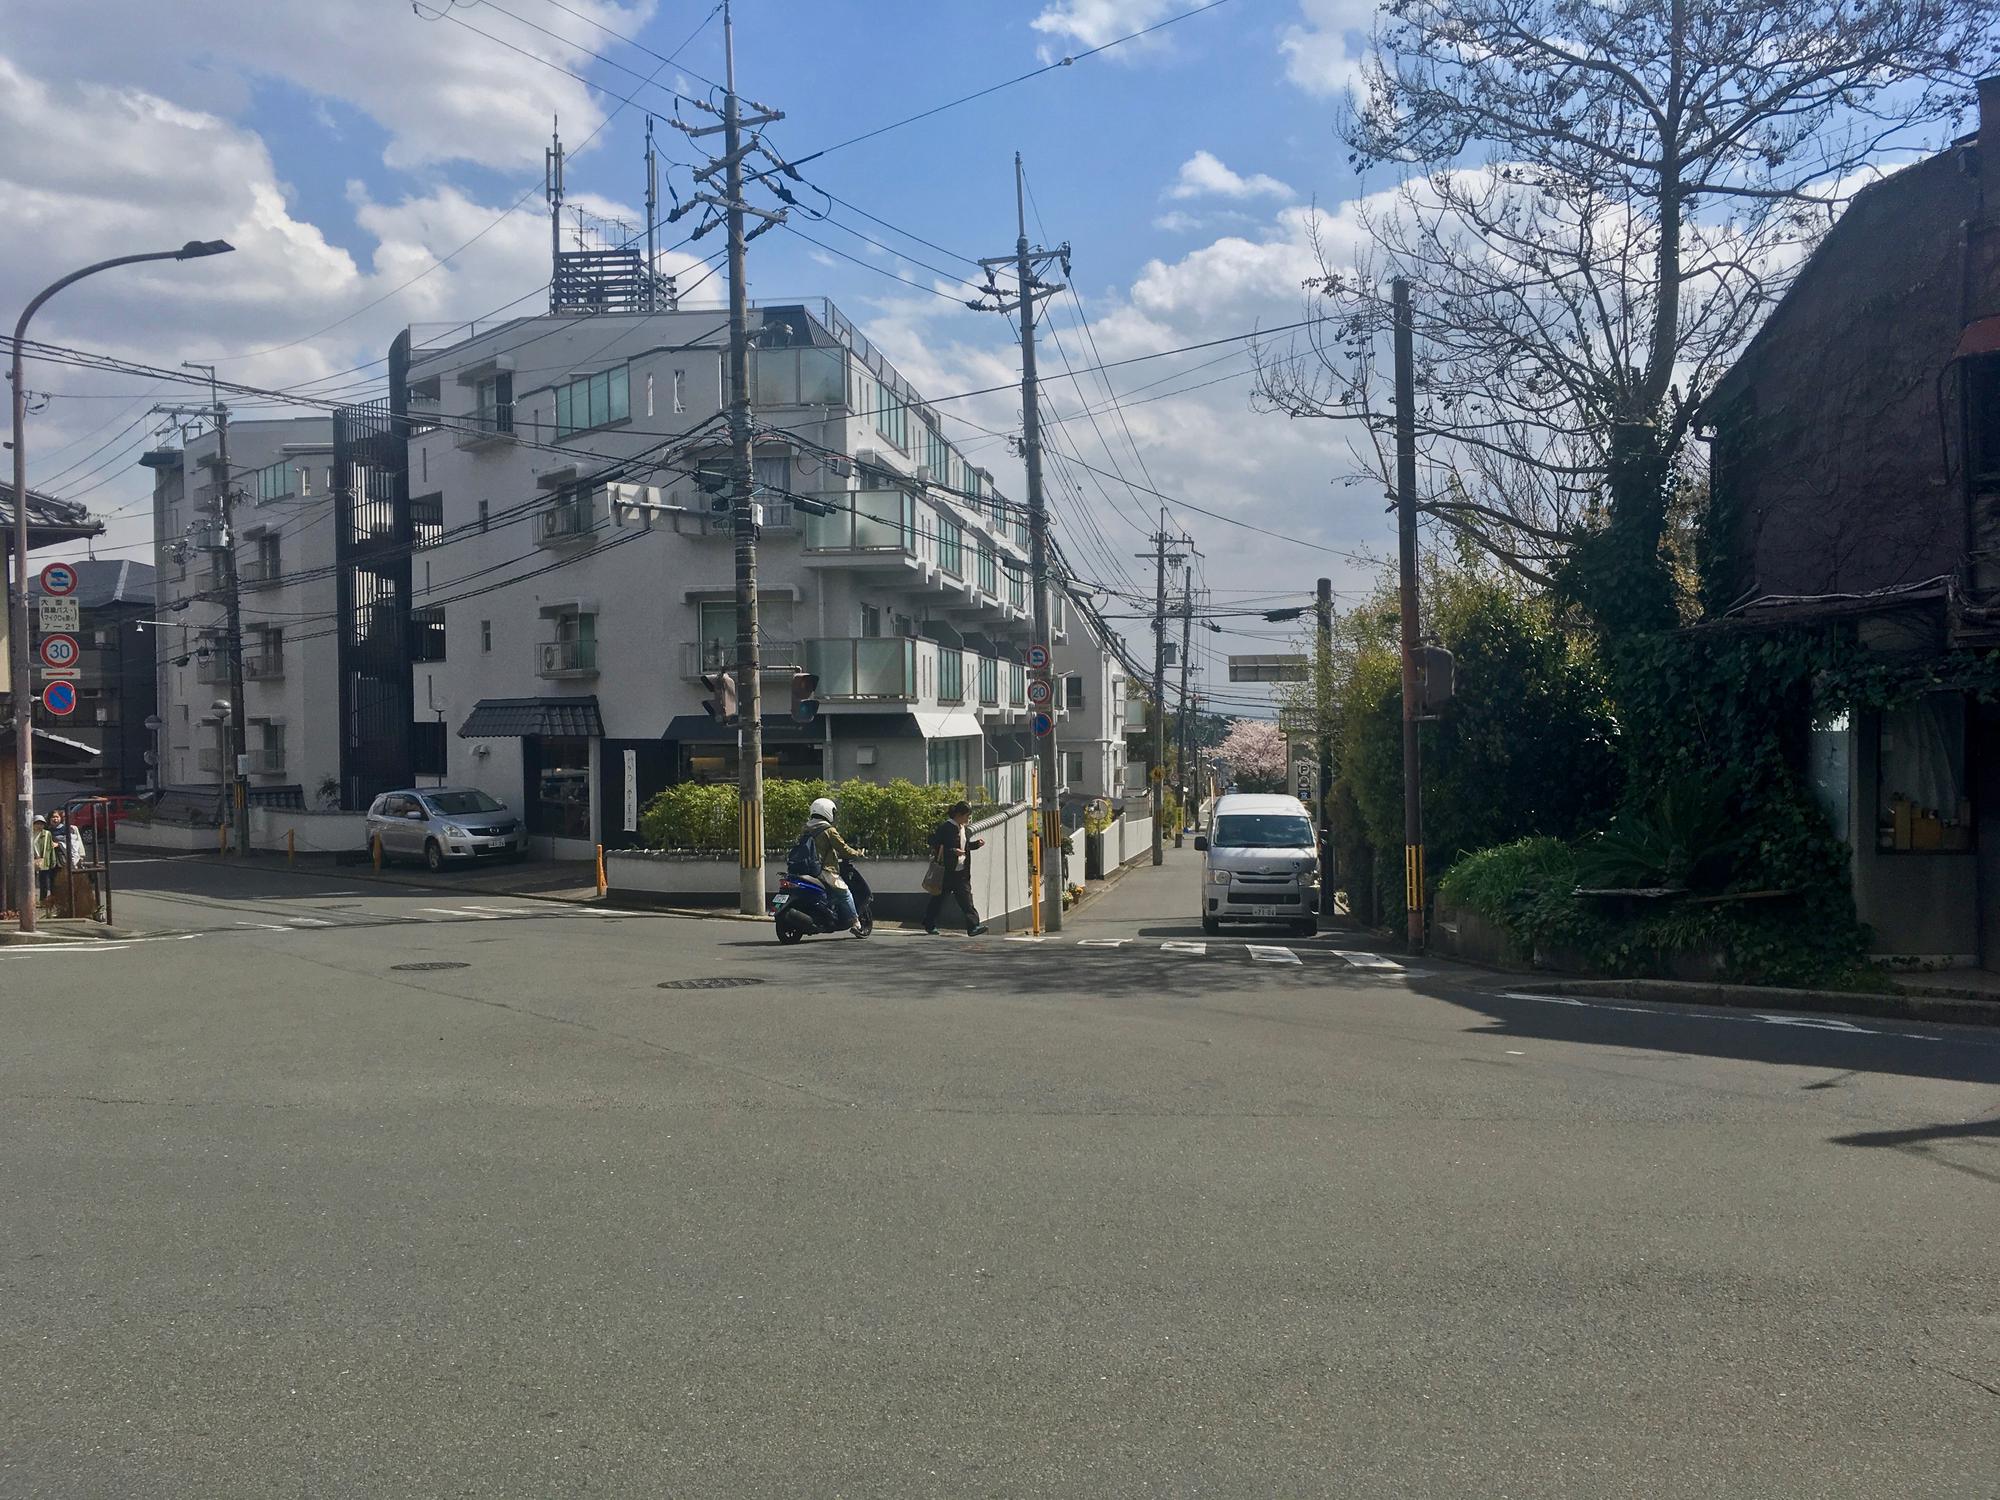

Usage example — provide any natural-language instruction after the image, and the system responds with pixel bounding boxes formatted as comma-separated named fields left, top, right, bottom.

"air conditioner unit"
left=914, top=465, right=933, bottom=484
left=854, top=448, right=883, bottom=470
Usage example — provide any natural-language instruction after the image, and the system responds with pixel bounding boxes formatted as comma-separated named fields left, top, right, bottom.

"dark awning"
left=459, top=695, right=605, bottom=738
left=662, top=713, right=821, bottom=743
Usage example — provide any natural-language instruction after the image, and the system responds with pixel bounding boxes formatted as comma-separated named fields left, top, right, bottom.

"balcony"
left=695, top=499, right=796, bottom=536
left=195, top=652, right=229, bottom=685
left=536, top=638, right=599, bottom=680
left=456, top=402, right=515, bottom=450
left=680, top=639, right=805, bottom=677
left=805, top=637, right=931, bottom=704
left=242, top=652, right=284, bottom=680
left=238, top=554, right=280, bottom=590
left=252, top=747, right=287, bottom=776
left=801, top=490, right=928, bottom=571
left=537, top=498, right=593, bottom=547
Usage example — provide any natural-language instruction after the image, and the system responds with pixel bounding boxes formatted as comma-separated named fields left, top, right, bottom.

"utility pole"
left=1138, top=511, right=1193, bottom=867
left=973, top=155, right=1069, bottom=929
left=180, top=369, right=250, bottom=857
left=1315, top=575, right=1334, bottom=915
left=1392, top=277, right=1425, bottom=952
left=1171, top=577, right=1193, bottom=848
left=673, top=0, right=785, bottom=915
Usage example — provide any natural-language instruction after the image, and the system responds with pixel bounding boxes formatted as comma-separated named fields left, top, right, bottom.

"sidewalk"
left=142, top=847, right=603, bottom=904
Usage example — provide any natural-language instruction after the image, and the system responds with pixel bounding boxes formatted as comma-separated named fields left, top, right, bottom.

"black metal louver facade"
left=332, top=330, right=415, bottom=809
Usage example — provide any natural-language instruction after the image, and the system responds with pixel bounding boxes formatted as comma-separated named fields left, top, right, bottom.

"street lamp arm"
left=11, top=243, right=234, bottom=352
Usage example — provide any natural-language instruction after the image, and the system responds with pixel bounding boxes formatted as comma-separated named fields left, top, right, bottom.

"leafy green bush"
left=1572, top=777, right=1739, bottom=891
left=638, top=777, right=963, bottom=857
left=1437, top=837, right=1576, bottom=920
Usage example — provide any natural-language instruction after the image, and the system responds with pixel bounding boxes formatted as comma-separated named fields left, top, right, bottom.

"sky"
left=4, top=0, right=1397, bottom=719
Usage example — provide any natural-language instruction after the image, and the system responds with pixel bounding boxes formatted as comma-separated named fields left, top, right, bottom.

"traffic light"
left=701, top=670, right=738, bottom=726
left=791, top=671, right=819, bottom=725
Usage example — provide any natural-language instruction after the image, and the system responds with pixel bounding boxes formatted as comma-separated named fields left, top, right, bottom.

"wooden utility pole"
left=1138, top=512, right=1193, bottom=866
left=1172, top=578, right=1193, bottom=848
left=974, top=157, right=1069, bottom=928
left=1392, top=278, right=1425, bottom=952
left=180, top=369, right=250, bottom=857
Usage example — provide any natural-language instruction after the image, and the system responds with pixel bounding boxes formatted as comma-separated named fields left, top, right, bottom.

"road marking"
left=1077, top=938, right=1129, bottom=948
left=1160, top=940, right=1207, bottom=956
left=286, top=917, right=334, bottom=927
left=234, top=921, right=293, bottom=932
left=419, top=907, right=498, bottom=920
left=1755, top=1013, right=1869, bottom=1033
left=458, top=904, right=537, bottom=915
left=1332, top=950, right=1403, bottom=970
left=1005, top=935, right=1053, bottom=943
left=0, top=943, right=136, bottom=958
left=1247, top=944, right=1301, bottom=965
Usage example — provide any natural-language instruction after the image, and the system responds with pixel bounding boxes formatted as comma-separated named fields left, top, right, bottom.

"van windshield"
left=1213, top=814, right=1314, bottom=849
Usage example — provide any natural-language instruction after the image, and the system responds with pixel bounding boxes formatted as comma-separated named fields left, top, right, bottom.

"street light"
left=9, top=239, right=234, bottom=930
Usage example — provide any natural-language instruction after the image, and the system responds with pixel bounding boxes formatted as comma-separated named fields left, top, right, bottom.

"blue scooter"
left=770, top=857, right=874, bottom=943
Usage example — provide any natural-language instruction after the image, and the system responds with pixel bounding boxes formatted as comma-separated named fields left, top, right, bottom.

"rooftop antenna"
left=544, top=117, right=565, bottom=313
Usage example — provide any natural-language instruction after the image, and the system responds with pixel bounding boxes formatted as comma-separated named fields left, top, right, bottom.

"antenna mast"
left=544, top=119, right=565, bottom=313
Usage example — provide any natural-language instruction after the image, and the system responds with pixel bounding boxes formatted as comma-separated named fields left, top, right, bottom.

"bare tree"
left=1256, top=0, right=1997, bottom=627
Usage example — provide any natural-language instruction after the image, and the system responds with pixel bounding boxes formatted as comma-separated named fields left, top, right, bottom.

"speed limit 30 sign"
left=39, top=633, right=80, bottom=669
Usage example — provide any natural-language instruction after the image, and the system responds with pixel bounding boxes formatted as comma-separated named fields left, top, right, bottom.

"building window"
left=413, top=606, right=446, bottom=663
left=480, top=619, right=492, bottom=653
left=249, top=459, right=294, bottom=504
left=927, top=737, right=968, bottom=787
left=477, top=499, right=490, bottom=532
left=978, top=544, right=998, bottom=597
left=860, top=604, right=881, bottom=639
left=411, top=492, right=443, bottom=548
left=1063, top=751, right=1084, bottom=788
left=978, top=655, right=999, bottom=706
left=938, top=512, right=963, bottom=578
left=938, top=648, right=964, bottom=704
left=645, top=371, right=655, bottom=419
left=554, top=365, right=630, bottom=438
left=1065, top=675, right=1085, bottom=709
left=1878, top=694, right=1972, bottom=851
left=473, top=372, right=513, bottom=436
left=412, top=720, right=446, bottom=777
left=672, top=369, right=686, bottom=414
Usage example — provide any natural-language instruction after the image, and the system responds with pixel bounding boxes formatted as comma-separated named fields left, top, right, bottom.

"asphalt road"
left=3, top=849, right=1996, bottom=1497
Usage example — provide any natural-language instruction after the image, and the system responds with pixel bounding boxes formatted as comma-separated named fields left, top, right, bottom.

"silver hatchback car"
left=365, top=786, right=529, bottom=871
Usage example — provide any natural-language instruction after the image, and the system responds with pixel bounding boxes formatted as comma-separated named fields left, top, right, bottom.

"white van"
left=1194, top=792, right=1320, bottom=936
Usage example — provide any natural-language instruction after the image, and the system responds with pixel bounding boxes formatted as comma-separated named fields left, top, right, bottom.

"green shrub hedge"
left=639, top=778, right=965, bottom=857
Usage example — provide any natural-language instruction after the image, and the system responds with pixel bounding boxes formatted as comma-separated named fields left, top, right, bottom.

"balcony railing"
left=456, top=402, right=515, bottom=449
left=253, top=747, right=287, bottom=775
left=537, top=638, right=599, bottom=678
left=805, top=637, right=924, bottom=701
left=697, top=499, right=795, bottom=535
left=195, top=653, right=229, bottom=685
left=680, top=639, right=805, bottom=677
left=537, top=501, right=592, bottom=545
left=242, top=652, right=284, bottom=680
left=802, top=490, right=919, bottom=558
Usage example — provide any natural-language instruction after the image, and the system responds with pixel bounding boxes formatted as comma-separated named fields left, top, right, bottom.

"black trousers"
left=924, top=869, right=980, bottom=932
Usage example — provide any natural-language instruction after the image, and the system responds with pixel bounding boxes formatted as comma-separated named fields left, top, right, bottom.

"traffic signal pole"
left=1392, top=277, right=1425, bottom=953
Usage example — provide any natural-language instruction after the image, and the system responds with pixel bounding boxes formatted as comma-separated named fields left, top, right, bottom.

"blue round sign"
left=1030, top=710, right=1054, bottom=738
left=42, top=681, right=77, bottom=717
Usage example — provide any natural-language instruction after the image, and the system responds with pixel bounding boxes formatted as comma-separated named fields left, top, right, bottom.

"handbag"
left=921, top=858, right=945, bottom=896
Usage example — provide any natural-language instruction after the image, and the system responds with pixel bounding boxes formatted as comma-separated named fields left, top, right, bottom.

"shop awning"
left=458, top=696, right=605, bottom=739
left=662, top=714, right=821, bottom=743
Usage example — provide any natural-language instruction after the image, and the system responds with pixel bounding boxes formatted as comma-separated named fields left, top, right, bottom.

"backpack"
left=785, top=825, right=824, bottom=880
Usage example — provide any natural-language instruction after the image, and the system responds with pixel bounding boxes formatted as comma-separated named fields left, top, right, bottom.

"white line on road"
left=286, top=917, right=334, bottom=927
left=420, top=908, right=498, bottom=920
left=1005, top=935, right=1053, bottom=943
left=458, top=905, right=538, bottom=915
left=0, top=944, right=135, bottom=958
left=1077, top=938, right=1130, bottom=948
left=1160, top=940, right=1207, bottom=955
left=234, top=921, right=294, bottom=932
left=1332, top=950, right=1403, bottom=970
left=1247, top=945, right=1301, bottom=965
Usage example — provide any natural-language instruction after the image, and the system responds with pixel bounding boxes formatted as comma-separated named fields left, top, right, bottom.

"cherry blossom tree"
left=1217, top=718, right=1289, bottom=792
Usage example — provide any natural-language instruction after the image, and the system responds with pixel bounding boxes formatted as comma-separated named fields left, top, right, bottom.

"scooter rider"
left=802, top=796, right=867, bottom=936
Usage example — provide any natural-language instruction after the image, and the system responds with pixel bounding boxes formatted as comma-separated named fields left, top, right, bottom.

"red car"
left=67, top=795, right=147, bottom=840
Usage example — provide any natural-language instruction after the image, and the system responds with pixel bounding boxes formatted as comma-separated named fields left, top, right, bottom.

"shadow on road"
left=1403, top=976, right=2000, bottom=1088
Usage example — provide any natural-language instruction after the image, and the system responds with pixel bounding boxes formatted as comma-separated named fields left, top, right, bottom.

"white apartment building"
left=406, top=298, right=1132, bottom=853
left=144, top=415, right=338, bottom=804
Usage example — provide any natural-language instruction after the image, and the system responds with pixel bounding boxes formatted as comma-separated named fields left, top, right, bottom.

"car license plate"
left=1249, top=904, right=1280, bottom=917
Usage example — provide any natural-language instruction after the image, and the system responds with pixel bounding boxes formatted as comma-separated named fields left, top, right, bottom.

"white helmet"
left=809, top=796, right=837, bottom=822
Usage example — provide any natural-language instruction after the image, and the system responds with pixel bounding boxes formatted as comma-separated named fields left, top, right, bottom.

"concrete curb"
left=0, top=921, right=134, bottom=945
left=1518, top=977, right=2000, bottom=1030
left=166, top=851, right=602, bottom=908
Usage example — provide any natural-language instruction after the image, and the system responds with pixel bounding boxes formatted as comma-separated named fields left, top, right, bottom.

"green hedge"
left=638, top=778, right=965, bottom=857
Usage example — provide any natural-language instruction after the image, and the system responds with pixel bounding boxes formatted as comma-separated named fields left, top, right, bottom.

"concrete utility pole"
left=1139, top=511, right=1193, bottom=867
left=674, top=0, right=785, bottom=915
left=1315, top=575, right=1334, bottom=915
left=1392, top=277, right=1425, bottom=952
left=7, top=239, right=231, bottom=930
left=1172, top=578, right=1193, bottom=848
left=181, top=370, right=251, bottom=857
left=974, top=156, right=1070, bottom=929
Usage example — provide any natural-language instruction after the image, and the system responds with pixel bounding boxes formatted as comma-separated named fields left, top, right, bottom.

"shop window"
left=1878, top=694, right=1972, bottom=851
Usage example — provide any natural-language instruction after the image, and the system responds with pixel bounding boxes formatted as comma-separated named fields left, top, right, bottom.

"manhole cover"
left=657, top=976, right=767, bottom=991
left=392, top=961, right=470, bottom=971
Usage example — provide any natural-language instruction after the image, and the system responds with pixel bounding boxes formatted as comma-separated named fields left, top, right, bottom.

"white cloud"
left=1031, top=0, right=1178, bottom=54
left=1152, top=210, right=1206, bottom=233
left=2, top=0, right=653, bottom=170
left=1168, top=151, right=1295, bottom=202
left=1279, top=0, right=1376, bottom=98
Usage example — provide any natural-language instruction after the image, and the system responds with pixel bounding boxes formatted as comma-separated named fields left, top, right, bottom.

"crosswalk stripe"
left=286, top=917, right=334, bottom=927
left=234, top=920, right=293, bottom=932
left=1077, top=938, right=1129, bottom=948
left=459, top=904, right=537, bottom=915
left=420, top=907, right=498, bottom=920
left=1247, top=944, right=1300, bottom=965
left=1331, top=950, right=1403, bottom=970
left=1160, top=940, right=1207, bottom=956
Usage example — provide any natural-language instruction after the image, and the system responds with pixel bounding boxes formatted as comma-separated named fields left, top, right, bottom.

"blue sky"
left=3, top=0, right=1387, bottom=708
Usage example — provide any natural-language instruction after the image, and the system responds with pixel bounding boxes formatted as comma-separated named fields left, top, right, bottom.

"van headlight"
left=1210, top=870, right=1232, bottom=885
left=1300, top=868, right=1319, bottom=886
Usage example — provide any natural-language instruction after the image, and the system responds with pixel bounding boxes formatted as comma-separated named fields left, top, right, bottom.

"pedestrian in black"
left=923, top=800, right=987, bottom=936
